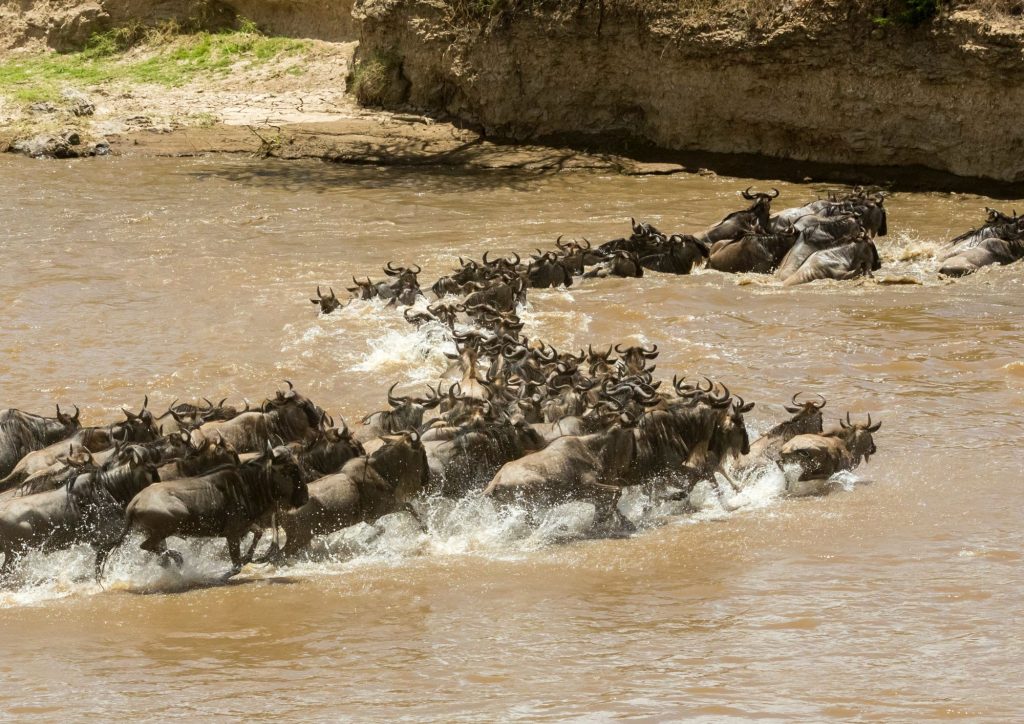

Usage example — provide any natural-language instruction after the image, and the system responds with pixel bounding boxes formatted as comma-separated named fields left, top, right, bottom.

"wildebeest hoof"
left=159, top=550, right=184, bottom=567
left=255, top=541, right=283, bottom=564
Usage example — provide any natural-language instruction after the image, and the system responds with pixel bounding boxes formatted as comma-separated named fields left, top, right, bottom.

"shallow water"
left=0, top=156, right=1022, bottom=719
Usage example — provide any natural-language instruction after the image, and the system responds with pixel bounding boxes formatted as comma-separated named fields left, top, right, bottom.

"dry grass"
left=960, top=0, right=1024, bottom=17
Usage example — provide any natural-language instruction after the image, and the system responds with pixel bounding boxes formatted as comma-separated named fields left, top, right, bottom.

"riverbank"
left=0, top=25, right=685, bottom=174
left=3, top=2, right=1024, bottom=188
left=353, top=0, right=1024, bottom=188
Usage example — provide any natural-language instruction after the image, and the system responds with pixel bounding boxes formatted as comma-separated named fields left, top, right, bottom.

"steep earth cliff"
left=353, top=1, right=1024, bottom=184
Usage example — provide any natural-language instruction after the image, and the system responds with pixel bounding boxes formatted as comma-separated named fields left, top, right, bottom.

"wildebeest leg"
left=141, top=534, right=182, bottom=568
left=226, top=535, right=244, bottom=575
left=241, top=526, right=262, bottom=565
left=718, top=468, right=742, bottom=493
left=0, top=547, right=22, bottom=580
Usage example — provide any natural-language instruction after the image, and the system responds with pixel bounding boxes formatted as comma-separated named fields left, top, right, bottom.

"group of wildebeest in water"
left=1, top=187, right=1018, bottom=585
left=306, top=186, right=1020, bottom=305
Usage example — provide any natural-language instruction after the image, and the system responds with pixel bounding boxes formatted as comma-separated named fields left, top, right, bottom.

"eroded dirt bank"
left=353, top=0, right=1024, bottom=186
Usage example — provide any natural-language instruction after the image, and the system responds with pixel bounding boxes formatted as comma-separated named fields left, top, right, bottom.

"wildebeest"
left=310, top=286, right=342, bottom=314
left=640, top=234, right=709, bottom=274
left=191, top=381, right=323, bottom=452
left=939, top=208, right=1024, bottom=277
left=483, top=415, right=638, bottom=513
left=781, top=235, right=881, bottom=286
left=0, top=405, right=81, bottom=479
left=939, top=236, right=1024, bottom=277
left=0, top=401, right=158, bottom=492
left=583, top=250, right=643, bottom=279
left=114, top=444, right=308, bottom=573
left=277, top=431, right=429, bottom=556
left=425, top=418, right=546, bottom=497
left=348, top=263, right=423, bottom=306
left=0, top=445, right=161, bottom=577
left=775, top=215, right=865, bottom=280
left=708, top=225, right=799, bottom=274
left=780, top=413, right=881, bottom=484
left=738, top=393, right=826, bottom=470
left=698, top=188, right=779, bottom=245
left=526, top=251, right=574, bottom=289
left=357, top=383, right=441, bottom=441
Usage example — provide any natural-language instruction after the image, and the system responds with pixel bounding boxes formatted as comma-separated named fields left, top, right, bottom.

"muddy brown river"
left=0, top=155, right=1022, bottom=720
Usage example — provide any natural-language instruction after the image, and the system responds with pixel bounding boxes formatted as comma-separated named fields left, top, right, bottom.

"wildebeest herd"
left=0, top=189, right=922, bottom=586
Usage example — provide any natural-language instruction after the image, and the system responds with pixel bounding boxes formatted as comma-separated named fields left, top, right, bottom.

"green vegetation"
left=873, top=0, right=942, bottom=26
left=348, top=49, right=407, bottom=107
left=0, top=22, right=308, bottom=105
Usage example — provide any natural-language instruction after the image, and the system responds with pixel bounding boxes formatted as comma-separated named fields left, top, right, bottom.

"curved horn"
left=741, top=186, right=755, bottom=200
left=642, top=344, right=658, bottom=359
left=710, top=383, right=732, bottom=408
left=387, top=382, right=403, bottom=408
left=769, top=188, right=780, bottom=198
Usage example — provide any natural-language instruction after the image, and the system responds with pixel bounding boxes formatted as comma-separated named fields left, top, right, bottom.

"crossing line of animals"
left=21, top=183, right=1024, bottom=582
left=311, top=188, right=1024, bottom=318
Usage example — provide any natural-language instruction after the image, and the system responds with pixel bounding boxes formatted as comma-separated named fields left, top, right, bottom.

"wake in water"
left=0, top=458, right=869, bottom=608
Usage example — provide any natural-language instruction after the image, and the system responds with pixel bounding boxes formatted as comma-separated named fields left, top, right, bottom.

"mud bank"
left=354, top=1, right=1024, bottom=187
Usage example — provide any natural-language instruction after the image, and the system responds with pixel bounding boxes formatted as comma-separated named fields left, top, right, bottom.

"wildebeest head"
left=55, top=404, right=82, bottom=433
left=179, top=432, right=240, bottom=477
left=266, top=380, right=322, bottom=431
left=837, top=413, right=881, bottom=463
left=114, top=397, right=159, bottom=443
left=985, top=207, right=1017, bottom=226
left=300, top=421, right=364, bottom=478
left=707, top=385, right=755, bottom=458
left=347, top=276, right=377, bottom=300
left=310, top=286, right=342, bottom=315
left=630, top=218, right=665, bottom=241
left=372, top=430, right=429, bottom=499
left=781, top=392, right=827, bottom=434
left=615, top=343, right=658, bottom=375
left=265, top=444, right=309, bottom=508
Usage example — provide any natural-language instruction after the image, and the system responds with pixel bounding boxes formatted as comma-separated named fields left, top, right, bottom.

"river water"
left=0, top=155, right=1021, bottom=720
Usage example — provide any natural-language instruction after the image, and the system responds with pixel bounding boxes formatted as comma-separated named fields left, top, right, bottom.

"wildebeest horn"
left=614, top=343, right=626, bottom=355
left=710, top=383, right=731, bottom=408
left=769, top=188, right=780, bottom=198
left=409, top=264, right=421, bottom=274
left=741, top=187, right=755, bottom=200
left=867, top=416, right=882, bottom=432
left=482, top=250, right=492, bottom=265
left=642, top=344, right=658, bottom=358
left=122, top=407, right=137, bottom=421
left=699, top=377, right=713, bottom=393
left=387, top=382, right=404, bottom=407
left=284, top=380, right=294, bottom=391
left=316, top=285, right=323, bottom=299
left=840, top=412, right=852, bottom=429
left=72, top=404, right=80, bottom=421
left=581, top=238, right=591, bottom=250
